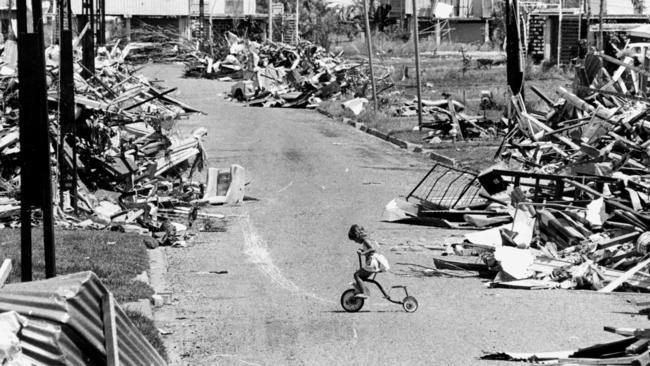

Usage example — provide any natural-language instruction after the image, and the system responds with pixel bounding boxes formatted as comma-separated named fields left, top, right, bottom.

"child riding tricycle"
left=340, top=225, right=418, bottom=313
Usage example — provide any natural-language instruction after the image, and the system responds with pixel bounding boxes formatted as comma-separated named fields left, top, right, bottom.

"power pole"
left=17, top=0, right=56, bottom=280
left=80, top=0, right=95, bottom=78
left=362, top=0, right=378, bottom=110
left=294, top=0, right=299, bottom=44
left=557, top=0, right=562, bottom=66
left=505, top=0, right=524, bottom=96
left=96, top=0, right=105, bottom=46
left=412, top=0, right=423, bottom=129
left=58, top=0, right=77, bottom=215
left=268, top=0, right=273, bottom=41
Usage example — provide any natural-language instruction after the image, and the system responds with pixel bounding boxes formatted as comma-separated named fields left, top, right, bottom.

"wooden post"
left=435, top=20, right=440, bottom=48
left=484, top=18, right=489, bottom=44
left=362, top=0, right=378, bottom=110
left=598, top=0, right=604, bottom=51
left=268, top=0, right=273, bottom=41
left=577, top=0, right=582, bottom=43
left=18, top=0, right=56, bottom=280
left=412, top=0, right=423, bottom=129
left=642, top=47, right=649, bottom=92
left=124, top=15, right=131, bottom=42
left=102, top=293, right=120, bottom=366
left=0, top=259, right=11, bottom=288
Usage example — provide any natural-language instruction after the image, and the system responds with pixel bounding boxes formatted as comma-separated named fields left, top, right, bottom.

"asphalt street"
left=143, top=64, right=650, bottom=366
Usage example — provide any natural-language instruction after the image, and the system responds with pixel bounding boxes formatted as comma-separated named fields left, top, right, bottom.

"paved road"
left=144, top=64, right=649, bottom=366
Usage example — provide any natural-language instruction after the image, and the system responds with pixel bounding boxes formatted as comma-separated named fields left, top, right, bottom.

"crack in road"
left=240, top=214, right=335, bottom=305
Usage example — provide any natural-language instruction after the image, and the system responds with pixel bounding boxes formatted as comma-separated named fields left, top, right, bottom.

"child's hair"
left=348, top=224, right=366, bottom=241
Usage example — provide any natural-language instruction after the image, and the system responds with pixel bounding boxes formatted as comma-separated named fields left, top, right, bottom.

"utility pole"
left=598, top=0, right=604, bottom=51
left=412, top=0, right=423, bottom=129
left=505, top=0, right=524, bottom=96
left=17, top=0, right=56, bottom=280
left=362, top=0, right=378, bottom=110
left=557, top=0, right=562, bottom=66
left=294, top=0, right=299, bottom=44
left=96, top=0, right=105, bottom=46
left=268, top=0, right=273, bottom=42
left=80, top=0, right=95, bottom=78
left=58, top=0, right=77, bottom=215
left=198, top=0, right=205, bottom=43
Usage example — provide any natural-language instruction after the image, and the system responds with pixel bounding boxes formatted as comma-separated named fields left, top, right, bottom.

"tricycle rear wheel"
left=341, top=289, right=364, bottom=312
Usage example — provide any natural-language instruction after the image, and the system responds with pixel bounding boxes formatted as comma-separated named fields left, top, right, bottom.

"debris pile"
left=121, top=24, right=198, bottom=63
left=185, top=32, right=394, bottom=108
left=385, top=48, right=650, bottom=292
left=0, top=40, right=245, bottom=245
left=391, top=97, right=501, bottom=140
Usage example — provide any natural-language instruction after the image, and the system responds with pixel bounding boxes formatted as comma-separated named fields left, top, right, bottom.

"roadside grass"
left=319, top=58, right=571, bottom=171
left=0, top=229, right=165, bottom=359
left=334, top=36, right=498, bottom=57
left=125, top=309, right=169, bottom=362
left=0, top=229, right=153, bottom=303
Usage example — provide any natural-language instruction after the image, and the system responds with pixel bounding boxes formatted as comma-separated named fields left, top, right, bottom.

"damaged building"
left=526, top=0, right=650, bottom=65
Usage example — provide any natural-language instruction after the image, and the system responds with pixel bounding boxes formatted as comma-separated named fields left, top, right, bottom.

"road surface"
left=142, top=64, right=648, bottom=366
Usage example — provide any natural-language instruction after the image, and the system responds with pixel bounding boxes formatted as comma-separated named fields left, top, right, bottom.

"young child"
left=348, top=224, right=378, bottom=298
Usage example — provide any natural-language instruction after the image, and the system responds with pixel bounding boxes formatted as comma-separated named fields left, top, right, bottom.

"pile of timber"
left=185, top=32, right=394, bottom=108
left=386, top=47, right=650, bottom=292
left=0, top=40, right=246, bottom=245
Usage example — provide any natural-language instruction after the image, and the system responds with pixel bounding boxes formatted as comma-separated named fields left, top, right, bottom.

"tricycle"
left=340, top=252, right=418, bottom=313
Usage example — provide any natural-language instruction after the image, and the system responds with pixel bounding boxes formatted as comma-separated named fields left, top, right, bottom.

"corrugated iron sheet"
left=69, top=0, right=257, bottom=17
left=0, top=271, right=166, bottom=366
left=71, top=0, right=190, bottom=16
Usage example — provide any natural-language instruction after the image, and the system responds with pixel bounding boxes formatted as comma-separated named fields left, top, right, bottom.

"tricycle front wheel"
left=402, top=296, right=418, bottom=313
left=341, top=289, right=364, bottom=312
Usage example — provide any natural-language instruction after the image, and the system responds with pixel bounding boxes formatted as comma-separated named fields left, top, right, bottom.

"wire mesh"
left=407, top=163, right=486, bottom=210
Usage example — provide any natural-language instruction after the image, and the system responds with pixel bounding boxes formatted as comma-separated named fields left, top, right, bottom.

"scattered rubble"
left=385, top=47, right=650, bottom=292
left=121, top=24, right=198, bottom=64
left=482, top=325, right=650, bottom=364
left=185, top=32, right=394, bottom=109
left=0, top=36, right=245, bottom=247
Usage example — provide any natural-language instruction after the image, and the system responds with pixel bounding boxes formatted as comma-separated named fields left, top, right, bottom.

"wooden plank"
left=597, top=232, right=641, bottom=249
left=596, top=52, right=650, bottom=79
left=556, top=87, right=615, bottom=121
left=626, top=338, right=649, bottom=354
left=0, top=259, right=12, bottom=288
left=600, top=256, right=650, bottom=293
left=102, top=292, right=120, bottom=366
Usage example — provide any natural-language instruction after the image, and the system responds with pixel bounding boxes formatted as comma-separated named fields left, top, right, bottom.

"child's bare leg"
left=354, top=270, right=368, bottom=296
